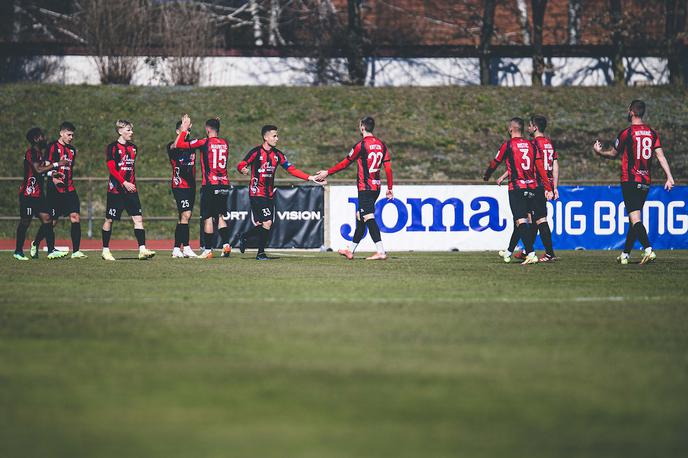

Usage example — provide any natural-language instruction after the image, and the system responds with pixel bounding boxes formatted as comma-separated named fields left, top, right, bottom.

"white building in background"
left=43, top=55, right=668, bottom=86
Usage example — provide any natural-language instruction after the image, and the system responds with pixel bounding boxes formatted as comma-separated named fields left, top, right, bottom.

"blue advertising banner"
left=545, top=185, right=688, bottom=250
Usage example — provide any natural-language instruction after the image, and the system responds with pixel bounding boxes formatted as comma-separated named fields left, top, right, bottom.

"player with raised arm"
left=176, top=114, right=231, bottom=259
left=167, top=120, right=198, bottom=258
left=14, top=127, right=68, bottom=260
left=483, top=117, right=553, bottom=265
left=236, top=125, right=325, bottom=260
left=315, top=117, right=393, bottom=261
left=593, top=99, right=674, bottom=265
left=101, top=120, right=156, bottom=261
left=31, top=122, right=87, bottom=259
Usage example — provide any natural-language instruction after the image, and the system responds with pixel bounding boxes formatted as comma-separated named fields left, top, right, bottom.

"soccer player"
left=236, top=124, right=325, bottom=260
left=14, top=127, right=68, bottom=260
left=167, top=120, right=198, bottom=258
left=315, top=117, right=393, bottom=261
left=483, top=117, right=553, bottom=265
left=31, top=122, right=87, bottom=259
left=101, top=120, right=156, bottom=261
left=593, top=99, right=674, bottom=265
left=175, top=115, right=231, bottom=259
left=497, top=115, right=559, bottom=262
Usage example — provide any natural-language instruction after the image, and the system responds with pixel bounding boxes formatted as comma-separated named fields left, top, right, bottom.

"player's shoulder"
left=106, top=140, right=119, bottom=150
left=128, top=141, right=138, bottom=149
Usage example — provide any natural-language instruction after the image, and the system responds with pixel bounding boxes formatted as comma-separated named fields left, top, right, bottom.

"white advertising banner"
left=328, top=185, right=513, bottom=251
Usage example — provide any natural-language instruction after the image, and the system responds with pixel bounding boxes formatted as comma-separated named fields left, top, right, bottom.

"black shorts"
left=621, top=182, right=649, bottom=213
left=18, top=195, right=49, bottom=218
left=250, top=196, right=275, bottom=224
left=508, top=189, right=536, bottom=221
left=200, top=185, right=229, bottom=219
left=358, top=190, right=380, bottom=218
left=106, top=192, right=142, bottom=220
left=48, top=189, right=80, bottom=218
left=532, top=187, right=547, bottom=220
left=172, top=188, right=196, bottom=213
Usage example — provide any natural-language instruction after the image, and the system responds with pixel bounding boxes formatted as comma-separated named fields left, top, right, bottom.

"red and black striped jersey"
left=614, top=124, right=661, bottom=185
left=327, top=135, right=393, bottom=191
left=46, top=141, right=77, bottom=193
left=175, top=132, right=229, bottom=187
left=486, top=137, right=551, bottom=191
left=237, top=145, right=310, bottom=198
left=167, top=140, right=196, bottom=189
left=19, top=147, right=44, bottom=198
left=106, top=141, right=137, bottom=194
left=531, top=136, right=558, bottom=188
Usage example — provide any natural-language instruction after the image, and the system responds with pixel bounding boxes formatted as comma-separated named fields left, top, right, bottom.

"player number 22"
left=368, top=152, right=383, bottom=173
left=635, top=137, right=652, bottom=160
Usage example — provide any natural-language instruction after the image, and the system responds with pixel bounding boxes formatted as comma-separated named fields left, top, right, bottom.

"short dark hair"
left=205, top=118, right=220, bottom=132
left=175, top=120, right=183, bottom=130
left=530, top=115, right=547, bottom=133
left=360, top=117, right=375, bottom=132
left=510, top=117, right=525, bottom=132
left=26, top=127, right=44, bottom=144
left=59, top=121, right=75, bottom=132
left=629, top=100, right=646, bottom=118
left=261, top=125, right=278, bottom=138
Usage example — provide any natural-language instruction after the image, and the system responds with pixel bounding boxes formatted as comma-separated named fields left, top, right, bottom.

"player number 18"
left=635, top=136, right=652, bottom=160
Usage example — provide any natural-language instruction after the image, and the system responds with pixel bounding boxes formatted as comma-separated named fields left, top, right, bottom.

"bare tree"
left=531, top=0, right=547, bottom=86
left=609, top=0, right=625, bottom=86
left=665, top=0, right=687, bottom=86
left=346, top=0, right=366, bottom=85
left=479, top=0, right=497, bottom=85
left=517, top=0, right=531, bottom=45
left=568, top=0, right=582, bottom=44
left=77, top=0, right=153, bottom=84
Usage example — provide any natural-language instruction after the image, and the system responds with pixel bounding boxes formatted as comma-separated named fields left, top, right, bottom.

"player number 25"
left=368, top=152, right=384, bottom=173
left=635, top=137, right=652, bottom=160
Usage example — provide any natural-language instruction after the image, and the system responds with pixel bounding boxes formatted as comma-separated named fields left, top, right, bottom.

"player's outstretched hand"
left=123, top=181, right=137, bottom=192
left=315, top=170, right=328, bottom=181
left=180, top=114, right=192, bottom=131
left=386, top=189, right=394, bottom=200
left=240, top=166, right=249, bottom=175
left=545, top=190, right=554, bottom=201
left=593, top=140, right=603, bottom=155
left=665, top=177, right=674, bottom=191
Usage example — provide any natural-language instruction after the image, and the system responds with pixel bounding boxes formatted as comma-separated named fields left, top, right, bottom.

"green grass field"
left=1, top=250, right=687, bottom=458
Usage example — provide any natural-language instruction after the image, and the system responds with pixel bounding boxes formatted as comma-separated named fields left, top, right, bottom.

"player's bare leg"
left=515, top=218, right=538, bottom=265
left=14, top=217, right=32, bottom=260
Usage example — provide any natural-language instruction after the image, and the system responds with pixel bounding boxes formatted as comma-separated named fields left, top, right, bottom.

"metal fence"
left=0, top=176, right=627, bottom=239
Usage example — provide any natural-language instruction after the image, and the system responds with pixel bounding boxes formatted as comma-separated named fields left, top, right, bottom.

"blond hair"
left=115, top=119, right=133, bottom=134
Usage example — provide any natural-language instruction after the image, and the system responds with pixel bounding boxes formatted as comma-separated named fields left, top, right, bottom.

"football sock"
left=507, top=226, right=519, bottom=252
left=352, top=218, right=366, bottom=244
left=203, top=232, right=214, bottom=249
left=15, top=221, right=29, bottom=253
left=44, top=223, right=56, bottom=252
left=633, top=222, right=650, bottom=249
left=623, top=224, right=636, bottom=254
left=366, top=218, right=382, bottom=243
left=102, top=229, right=111, bottom=248
left=375, top=241, right=386, bottom=255
left=174, top=223, right=182, bottom=247
left=243, top=225, right=262, bottom=243
left=181, top=223, right=190, bottom=246
left=538, top=222, right=554, bottom=256
left=71, top=222, right=81, bottom=252
left=530, top=221, right=539, bottom=247
left=517, top=223, right=534, bottom=253
left=219, top=226, right=230, bottom=246
left=257, top=227, right=270, bottom=254
left=33, top=223, right=46, bottom=247
left=134, top=228, right=146, bottom=247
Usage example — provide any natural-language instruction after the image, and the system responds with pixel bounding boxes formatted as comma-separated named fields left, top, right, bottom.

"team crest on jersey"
left=26, top=177, right=36, bottom=195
